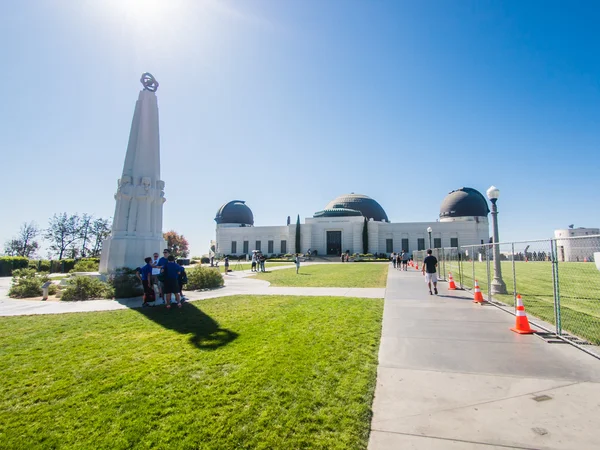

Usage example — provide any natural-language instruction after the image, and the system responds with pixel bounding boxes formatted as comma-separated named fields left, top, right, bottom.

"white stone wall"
left=216, top=216, right=490, bottom=257
left=554, top=228, right=600, bottom=262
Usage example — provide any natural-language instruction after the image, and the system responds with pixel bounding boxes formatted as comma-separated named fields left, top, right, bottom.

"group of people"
left=391, top=249, right=439, bottom=295
left=390, top=251, right=410, bottom=270
left=340, top=250, right=351, bottom=262
left=251, top=251, right=267, bottom=272
left=137, top=248, right=187, bottom=309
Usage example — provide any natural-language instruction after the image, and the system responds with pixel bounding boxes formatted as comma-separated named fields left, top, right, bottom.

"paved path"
left=369, top=267, right=600, bottom=449
left=0, top=264, right=385, bottom=316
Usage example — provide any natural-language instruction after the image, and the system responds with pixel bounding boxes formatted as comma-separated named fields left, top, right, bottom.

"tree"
left=88, top=218, right=111, bottom=257
left=4, top=222, right=40, bottom=258
left=163, top=230, right=189, bottom=258
left=79, top=214, right=93, bottom=258
left=362, top=217, right=369, bottom=254
left=45, top=213, right=84, bottom=260
left=295, top=215, right=301, bottom=254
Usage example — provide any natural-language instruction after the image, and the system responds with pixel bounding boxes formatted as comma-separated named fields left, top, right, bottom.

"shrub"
left=71, top=259, right=100, bottom=273
left=186, top=266, right=224, bottom=290
left=200, top=257, right=210, bottom=264
left=0, top=257, right=29, bottom=276
left=8, top=269, right=50, bottom=298
left=48, top=283, right=59, bottom=295
left=109, top=267, right=143, bottom=299
left=61, top=276, right=114, bottom=301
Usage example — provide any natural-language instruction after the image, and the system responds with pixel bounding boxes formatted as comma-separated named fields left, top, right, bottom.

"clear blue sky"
left=2, top=0, right=599, bottom=257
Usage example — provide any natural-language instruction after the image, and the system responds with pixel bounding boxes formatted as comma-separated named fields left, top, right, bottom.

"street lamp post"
left=427, top=226, right=432, bottom=249
left=486, top=186, right=507, bottom=295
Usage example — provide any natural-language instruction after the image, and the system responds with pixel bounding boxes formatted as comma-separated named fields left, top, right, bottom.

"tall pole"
left=490, top=198, right=507, bottom=294
left=427, top=226, right=432, bottom=249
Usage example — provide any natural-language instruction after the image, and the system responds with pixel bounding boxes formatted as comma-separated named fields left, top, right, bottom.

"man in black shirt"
left=422, top=249, right=438, bottom=295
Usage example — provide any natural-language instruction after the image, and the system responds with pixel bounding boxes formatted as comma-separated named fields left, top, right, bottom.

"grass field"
left=443, top=260, right=600, bottom=344
left=254, top=263, right=389, bottom=288
left=0, top=295, right=383, bottom=449
left=211, top=261, right=294, bottom=273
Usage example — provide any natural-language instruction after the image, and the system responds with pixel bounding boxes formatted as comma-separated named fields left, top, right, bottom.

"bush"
left=61, top=276, right=114, bottom=301
left=71, top=259, right=100, bottom=273
left=200, top=257, right=210, bottom=264
left=109, top=267, right=143, bottom=299
left=186, top=266, right=224, bottom=290
left=48, top=283, right=59, bottom=295
left=0, top=257, right=29, bottom=276
left=8, top=269, right=50, bottom=298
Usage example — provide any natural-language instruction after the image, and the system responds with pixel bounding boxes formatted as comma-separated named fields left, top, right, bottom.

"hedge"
left=0, top=257, right=29, bottom=276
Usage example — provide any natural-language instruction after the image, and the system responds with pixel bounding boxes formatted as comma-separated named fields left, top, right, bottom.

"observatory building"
left=214, top=188, right=491, bottom=257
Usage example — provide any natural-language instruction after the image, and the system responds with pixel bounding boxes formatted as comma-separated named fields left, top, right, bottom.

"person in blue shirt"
left=154, top=248, right=170, bottom=302
left=140, top=257, right=155, bottom=307
left=162, top=255, right=182, bottom=308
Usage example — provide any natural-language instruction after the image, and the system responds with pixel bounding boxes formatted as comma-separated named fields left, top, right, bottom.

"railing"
left=413, top=236, right=600, bottom=359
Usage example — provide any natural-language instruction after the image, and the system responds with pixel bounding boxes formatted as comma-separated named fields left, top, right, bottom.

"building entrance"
left=326, top=231, right=342, bottom=256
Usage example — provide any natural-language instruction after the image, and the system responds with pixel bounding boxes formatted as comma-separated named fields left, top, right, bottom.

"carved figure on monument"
left=136, top=177, right=154, bottom=235
left=113, top=175, right=134, bottom=233
left=152, top=180, right=166, bottom=235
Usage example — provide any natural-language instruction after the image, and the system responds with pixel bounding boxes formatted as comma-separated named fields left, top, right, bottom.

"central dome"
left=317, top=193, right=389, bottom=222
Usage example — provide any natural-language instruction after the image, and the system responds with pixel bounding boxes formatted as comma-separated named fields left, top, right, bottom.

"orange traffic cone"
left=511, top=295, right=536, bottom=334
left=473, top=280, right=484, bottom=303
left=448, top=272, right=457, bottom=290
left=415, top=262, right=419, bottom=270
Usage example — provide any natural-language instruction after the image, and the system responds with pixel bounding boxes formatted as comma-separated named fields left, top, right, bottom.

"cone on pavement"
left=448, top=272, right=457, bottom=290
left=511, top=295, right=536, bottom=334
left=415, top=262, right=419, bottom=270
left=473, top=280, right=484, bottom=303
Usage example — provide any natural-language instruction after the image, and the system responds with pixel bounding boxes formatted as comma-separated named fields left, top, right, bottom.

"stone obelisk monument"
left=99, top=73, right=167, bottom=272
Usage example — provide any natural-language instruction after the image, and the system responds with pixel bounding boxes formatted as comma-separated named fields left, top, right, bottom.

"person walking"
left=178, top=266, right=188, bottom=301
left=295, top=253, right=301, bottom=274
left=259, top=253, right=266, bottom=272
left=154, top=249, right=170, bottom=302
left=421, top=249, right=438, bottom=295
left=391, top=252, right=396, bottom=269
left=224, top=256, right=229, bottom=275
left=251, top=251, right=257, bottom=272
left=140, top=257, right=155, bottom=307
left=162, top=255, right=183, bottom=308
left=402, top=250, right=410, bottom=271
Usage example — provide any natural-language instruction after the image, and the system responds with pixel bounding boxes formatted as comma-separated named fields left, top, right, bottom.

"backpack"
left=157, top=263, right=168, bottom=282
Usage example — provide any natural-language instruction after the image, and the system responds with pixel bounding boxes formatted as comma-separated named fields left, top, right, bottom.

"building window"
left=434, top=238, right=442, bottom=249
left=386, top=239, right=393, bottom=253
left=231, top=241, right=237, bottom=254
left=255, top=240, right=261, bottom=251
left=418, top=238, right=425, bottom=251
left=281, top=240, right=287, bottom=254
left=243, top=241, right=249, bottom=254
left=268, top=240, right=274, bottom=254
left=402, top=238, right=409, bottom=252
left=450, top=238, right=458, bottom=248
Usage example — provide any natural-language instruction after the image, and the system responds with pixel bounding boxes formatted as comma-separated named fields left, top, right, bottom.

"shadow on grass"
left=135, top=302, right=238, bottom=350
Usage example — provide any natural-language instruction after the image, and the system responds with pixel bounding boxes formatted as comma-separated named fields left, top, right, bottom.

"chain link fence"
left=416, top=236, right=600, bottom=358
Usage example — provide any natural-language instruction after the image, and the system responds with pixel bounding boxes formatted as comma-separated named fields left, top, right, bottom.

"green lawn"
left=443, top=260, right=600, bottom=344
left=254, top=263, right=389, bottom=288
left=0, top=295, right=383, bottom=449
left=195, top=262, right=294, bottom=274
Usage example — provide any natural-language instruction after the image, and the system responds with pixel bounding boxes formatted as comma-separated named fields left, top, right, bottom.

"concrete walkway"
left=369, top=267, right=600, bottom=449
left=0, top=264, right=385, bottom=316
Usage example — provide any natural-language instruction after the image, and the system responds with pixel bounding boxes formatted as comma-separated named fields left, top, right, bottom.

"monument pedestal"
left=99, top=236, right=166, bottom=272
